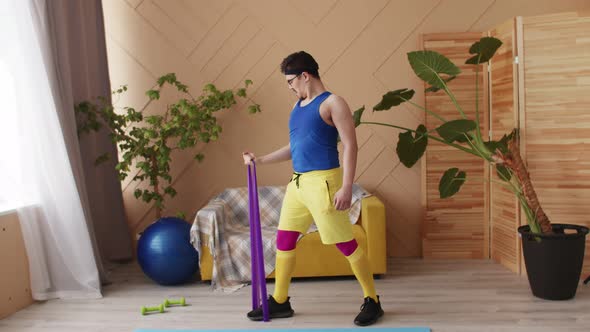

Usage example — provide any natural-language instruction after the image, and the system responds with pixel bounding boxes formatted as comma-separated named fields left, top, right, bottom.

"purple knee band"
left=276, top=230, right=300, bottom=251
left=336, top=239, right=358, bottom=256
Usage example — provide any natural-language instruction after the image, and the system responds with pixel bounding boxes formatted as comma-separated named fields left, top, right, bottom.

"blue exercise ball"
left=137, top=217, right=199, bottom=285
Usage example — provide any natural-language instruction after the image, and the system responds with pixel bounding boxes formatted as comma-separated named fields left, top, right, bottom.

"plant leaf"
left=455, top=133, right=471, bottom=143
left=496, top=165, right=511, bottom=181
left=94, top=153, right=110, bottom=166
left=485, top=129, right=515, bottom=156
left=164, top=186, right=177, bottom=197
left=488, top=132, right=513, bottom=155
left=499, top=129, right=517, bottom=152
left=248, top=104, right=261, bottom=114
left=353, top=106, right=365, bottom=127
left=408, top=50, right=460, bottom=89
left=373, top=89, right=415, bottom=111
left=157, top=73, right=177, bottom=87
left=425, top=76, right=456, bottom=93
left=396, top=124, right=428, bottom=168
left=466, top=37, right=503, bottom=65
left=484, top=140, right=500, bottom=154
left=435, top=119, right=477, bottom=143
left=146, top=90, right=160, bottom=100
left=439, top=167, right=466, bottom=198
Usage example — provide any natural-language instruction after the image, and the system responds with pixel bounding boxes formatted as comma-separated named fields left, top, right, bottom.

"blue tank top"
left=289, top=91, right=340, bottom=173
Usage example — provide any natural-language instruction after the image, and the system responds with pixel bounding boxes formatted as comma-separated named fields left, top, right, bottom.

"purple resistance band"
left=247, top=161, right=269, bottom=322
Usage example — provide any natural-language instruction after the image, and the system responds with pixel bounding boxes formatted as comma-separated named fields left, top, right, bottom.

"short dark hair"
left=280, top=51, right=320, bottom=78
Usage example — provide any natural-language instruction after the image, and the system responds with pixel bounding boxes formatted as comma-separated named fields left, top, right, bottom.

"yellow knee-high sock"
left=346, top=247, right=378, bottom=302
left=272, top=249, right=296, bottom=303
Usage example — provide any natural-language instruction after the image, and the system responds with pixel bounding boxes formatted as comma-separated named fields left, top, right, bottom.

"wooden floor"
left=2, top=258, right=590, bottom=332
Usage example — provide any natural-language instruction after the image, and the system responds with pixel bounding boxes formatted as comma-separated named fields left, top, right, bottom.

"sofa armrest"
left=360, top=196, right=387, bottom=274
left=190, top=199, right=229, bottom=281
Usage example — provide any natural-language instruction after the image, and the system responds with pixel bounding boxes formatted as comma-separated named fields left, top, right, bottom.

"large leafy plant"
left=76, top=73, right=260, bottom=218
left=354, top=37, right=550, bottom=234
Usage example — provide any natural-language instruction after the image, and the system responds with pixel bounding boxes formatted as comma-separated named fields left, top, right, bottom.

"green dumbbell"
left=141, top=303, right=165, bottom=315
left=163, top=297, right=186, bottom=308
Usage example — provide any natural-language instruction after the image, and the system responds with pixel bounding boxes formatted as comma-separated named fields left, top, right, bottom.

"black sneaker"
left=354, top=295, right=384, bottom=326
left=247, top=295, right=294, bottom=321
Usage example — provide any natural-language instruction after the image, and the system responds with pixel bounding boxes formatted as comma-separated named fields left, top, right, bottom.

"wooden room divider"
left=421, top=33, right=489, bottom=260
left=422, top=11, right=590, bottom=276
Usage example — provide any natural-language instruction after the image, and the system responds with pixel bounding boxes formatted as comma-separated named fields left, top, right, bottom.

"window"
left=0, top=60, right=22, bottom=212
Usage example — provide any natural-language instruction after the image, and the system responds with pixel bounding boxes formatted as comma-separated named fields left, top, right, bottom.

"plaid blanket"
left=190, top=184, right=370, bottom=292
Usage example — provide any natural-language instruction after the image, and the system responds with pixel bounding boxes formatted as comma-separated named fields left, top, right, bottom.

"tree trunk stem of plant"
left=506, top=137, right=552, bottom=234
left=151, top=155, right=161, bottom=219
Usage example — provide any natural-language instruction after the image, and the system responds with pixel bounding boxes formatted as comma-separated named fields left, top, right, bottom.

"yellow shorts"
left=278, top=167, right=353, bottom=244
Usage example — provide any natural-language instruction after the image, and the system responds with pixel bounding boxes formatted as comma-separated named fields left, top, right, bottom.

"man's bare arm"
left=243, top=144, right=291, bottom=165
left=330, top=95, right=358, bottom=210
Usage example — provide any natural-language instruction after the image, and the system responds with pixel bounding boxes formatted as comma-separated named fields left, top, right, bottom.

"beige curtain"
left=33, top=0, right=133, bottom=282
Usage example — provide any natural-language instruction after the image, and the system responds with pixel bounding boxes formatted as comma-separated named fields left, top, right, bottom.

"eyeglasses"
left=287, top=73, right=302, bottom=86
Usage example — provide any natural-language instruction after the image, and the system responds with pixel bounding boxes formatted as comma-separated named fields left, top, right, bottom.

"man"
left=242, top=51, right=383, bottom=326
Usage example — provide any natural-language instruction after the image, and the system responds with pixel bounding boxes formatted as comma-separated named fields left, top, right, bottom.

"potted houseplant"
left=75, top=73, right=260, bottom=285
left=354, top=37, right=588, bottom=300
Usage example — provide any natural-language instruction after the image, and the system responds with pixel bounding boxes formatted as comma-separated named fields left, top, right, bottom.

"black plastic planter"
left=518, top=224, right=589, bottom=300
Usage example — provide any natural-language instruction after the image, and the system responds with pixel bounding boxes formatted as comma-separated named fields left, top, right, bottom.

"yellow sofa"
left=198, top=195, right=386, bottom=280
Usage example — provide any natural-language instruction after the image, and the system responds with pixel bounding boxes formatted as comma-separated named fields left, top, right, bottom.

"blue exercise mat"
left=135, top=328, right=430, bottom=332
